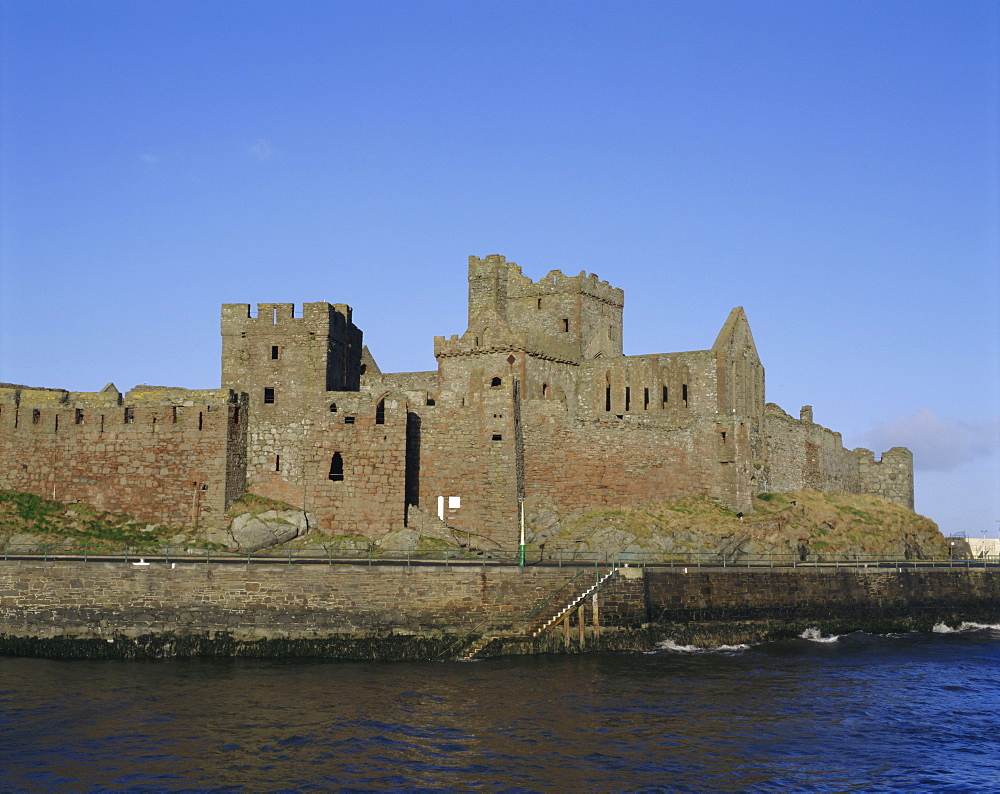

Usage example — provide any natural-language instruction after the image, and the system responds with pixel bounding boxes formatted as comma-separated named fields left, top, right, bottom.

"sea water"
left=1, top=625, right=998, bottom=791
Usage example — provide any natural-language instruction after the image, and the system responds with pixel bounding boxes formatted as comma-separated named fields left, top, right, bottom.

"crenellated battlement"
left=433, top=329, right=580, bottom=364
left=468, top=255, right=624, bottom=306
left=221, top=302, right=354, bottom=333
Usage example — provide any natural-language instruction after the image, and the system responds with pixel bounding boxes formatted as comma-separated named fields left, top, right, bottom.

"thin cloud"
left=246, top=139, right=274, bottom=161
left=139, top=154, right=159, bottom=166
left=862, top=409, right=1000, bottom=472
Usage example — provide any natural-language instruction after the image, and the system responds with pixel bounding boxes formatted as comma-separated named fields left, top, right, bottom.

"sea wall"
left=0, top=561, right=997, bottom=660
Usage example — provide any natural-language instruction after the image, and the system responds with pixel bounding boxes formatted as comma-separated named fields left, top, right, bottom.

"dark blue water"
left=1, top=624, right=998, bottom=791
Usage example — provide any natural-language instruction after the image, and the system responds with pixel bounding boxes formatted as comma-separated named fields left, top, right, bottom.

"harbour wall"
left=0, top=561, right=997, bottom=659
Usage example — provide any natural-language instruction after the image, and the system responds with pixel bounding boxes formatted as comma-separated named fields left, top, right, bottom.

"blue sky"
left=2, top=0, right=997, bottom=537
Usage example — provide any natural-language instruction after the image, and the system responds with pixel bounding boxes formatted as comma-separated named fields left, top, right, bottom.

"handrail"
left=437, top=567, right=591, bottom=659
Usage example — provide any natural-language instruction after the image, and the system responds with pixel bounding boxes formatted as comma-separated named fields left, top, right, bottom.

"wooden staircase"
left=457, top=567, right=619, bottom=661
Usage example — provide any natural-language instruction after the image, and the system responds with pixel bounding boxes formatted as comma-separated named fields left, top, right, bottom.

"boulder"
left=376, top=528, right=420, bottom=551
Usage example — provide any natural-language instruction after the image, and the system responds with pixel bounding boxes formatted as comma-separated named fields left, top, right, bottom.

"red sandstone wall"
left=0, top=387, right=236, bottom=528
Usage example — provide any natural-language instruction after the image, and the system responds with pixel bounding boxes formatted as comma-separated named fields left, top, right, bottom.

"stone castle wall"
left=0, top=561, right=995, bottom=659
left=857, top=446, right=914, bottom=507
left=764, top=404, right=862, bottom=495
left=0, top=386, right=242, bottom=528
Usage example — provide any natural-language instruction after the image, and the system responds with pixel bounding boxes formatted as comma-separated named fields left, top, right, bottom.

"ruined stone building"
left=0, top=255, right=914, bottom=545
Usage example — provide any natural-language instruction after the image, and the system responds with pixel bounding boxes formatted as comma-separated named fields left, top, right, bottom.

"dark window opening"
left=240, top=331, right=247, bottom=338
left=542, top=383, right=549, bottom=399
left=426, top=398, right=435, bottom=406
left=344, top=415, right=355, bottom=424
left=662, top=386, right=668, bottom=406
left=124, top=407, right=135, bottom=424
left=198, top=411, right=203, bottom=430
left=275, top=455, right=281, bottom=472
left=492, top=434, right=502, bottom=441
left=562, top=318, right=569, bottom=332
left=682, top=384, right=688, bottom=407
left=490, top=377, right=502, bottom=388
left=360, top=364, right=367, bottom=375
left=625, top=387, right=630, bottom=412
left=264, top=388, right=275, bottom=404
left=152, top=417, right=157, bottom=432
left=232, top=406, right=240, bottom=424
left=375, top=399, right=385, bottom=424
left=329, top=403, right=338, bottom=412
left=100, top=415, right=105, bottom=433
left=75, top=409, right=84, bottom=425
left=31, top=409, right=40, bottom=424
left=271, top=345, right=279, bottom=360
left=605, top=386, right=611, bottom=412
left=537, top=298, right=542, bottom=309
left=172, top=406, right=179, bottom=423
left=329, top=452, right=344, bottom=481
left=721, top=431, right=727, bottom=442
left=644, top=388, right=649, bottom=410
left=54, top=415, right=59, bottom=431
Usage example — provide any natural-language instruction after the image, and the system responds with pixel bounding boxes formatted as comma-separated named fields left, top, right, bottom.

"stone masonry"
left=0, top=254, right=914, bottom=546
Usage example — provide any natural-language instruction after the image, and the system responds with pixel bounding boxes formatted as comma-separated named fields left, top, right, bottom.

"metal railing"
left=0, top=543, right=997, bottom=569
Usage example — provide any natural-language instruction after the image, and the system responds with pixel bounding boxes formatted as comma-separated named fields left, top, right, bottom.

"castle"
left=0, top=255, right=914, bottom=545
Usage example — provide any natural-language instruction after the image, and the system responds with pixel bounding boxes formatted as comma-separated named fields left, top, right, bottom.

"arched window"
left=375, top=399, right=385, bottom=424
left=490, top=377, right=502, bottom=388
left=542, top=383, right=549, bottom=399
left=329, top=452, right=344, bottom=481
left=329, top=403, right=338, bottom=412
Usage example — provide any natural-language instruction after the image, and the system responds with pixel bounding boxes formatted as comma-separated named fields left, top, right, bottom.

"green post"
left=518, top=498, right=526, bottom=568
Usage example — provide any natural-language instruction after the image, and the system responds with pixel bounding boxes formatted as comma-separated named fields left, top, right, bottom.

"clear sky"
left=1, top=0, right=997, bottom=537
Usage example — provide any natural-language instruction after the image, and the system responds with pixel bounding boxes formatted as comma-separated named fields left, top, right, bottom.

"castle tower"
left=221, top=302, right=364, bottom=506
left=221, top=302, right=363, bottom=403
left=465, top=254, right=625, bottom=361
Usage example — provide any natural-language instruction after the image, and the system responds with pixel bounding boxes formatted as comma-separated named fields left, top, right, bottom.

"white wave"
left=655, top=639, right=750, bottom=653
left=957, top=622, right=1000, bottom=632
left=932, top=621, right=1000, bottom=633
left=799, top=627, right=840, bottom=643
left=656, top=639, right=701, bottom=652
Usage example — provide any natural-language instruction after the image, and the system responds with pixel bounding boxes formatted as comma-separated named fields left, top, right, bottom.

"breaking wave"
left=799, top=627, right=841, bottom=643
left=933, top=621, right=1000, bottom=633
left=654, top=639, right=750, bottom=653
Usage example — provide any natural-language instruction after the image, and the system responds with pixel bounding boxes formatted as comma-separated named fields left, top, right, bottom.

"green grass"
left=0, top=489, right=176, bottom=546
left=226, top=491, right=296, bottom=516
